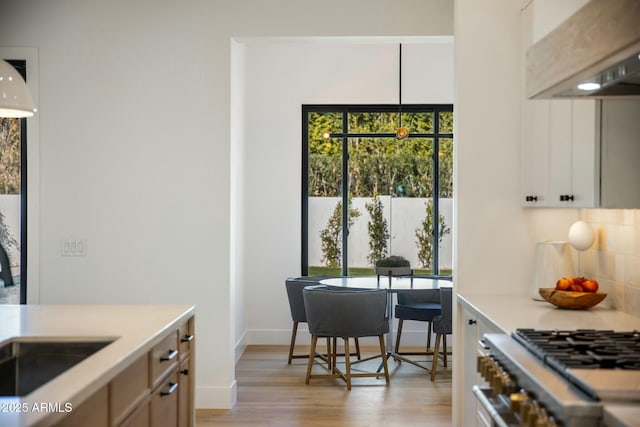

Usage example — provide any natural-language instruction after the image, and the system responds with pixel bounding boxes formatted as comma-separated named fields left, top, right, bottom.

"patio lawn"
left=308, top=266, right=452, bottom=277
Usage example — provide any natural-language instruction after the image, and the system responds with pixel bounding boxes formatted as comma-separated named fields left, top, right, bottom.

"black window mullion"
left=341, top=110, right=349, bottom=276
left=432, top=113, right=440, bottom=276
left=301, top=107, right=310, bottom=276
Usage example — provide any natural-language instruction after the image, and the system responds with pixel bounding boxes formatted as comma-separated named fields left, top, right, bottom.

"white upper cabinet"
left=520, top=1, right=599, bottom=208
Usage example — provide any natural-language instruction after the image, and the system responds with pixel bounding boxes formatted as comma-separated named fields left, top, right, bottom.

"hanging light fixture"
left=396, top=44, right=409, bottom=140
left=0, top=59, right=36, bottom=118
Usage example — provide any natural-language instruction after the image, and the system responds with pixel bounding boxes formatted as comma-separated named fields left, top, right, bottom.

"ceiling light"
left=395, top=127, right=409, bottom=140
left=0, top=59, right=36, bottom=118
left=577, top=82, right=601, bottom=91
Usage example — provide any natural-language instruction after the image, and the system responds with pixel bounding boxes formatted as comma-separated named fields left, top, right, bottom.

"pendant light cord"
left=398, top=43, right=402, bottom=129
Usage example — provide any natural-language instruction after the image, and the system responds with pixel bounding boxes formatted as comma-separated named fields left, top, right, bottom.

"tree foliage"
left=0, top=118, right=21, bottom=195
left=415, top=200, right=450, bottom=269
left=319, top=200, right=361, bottom=267
left=365, top=194, right=389, bottom=265
left=308, top=111, right=453, bottom=199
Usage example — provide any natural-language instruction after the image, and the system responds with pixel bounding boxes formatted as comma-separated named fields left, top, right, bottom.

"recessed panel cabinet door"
left=151, top=372, right=179, bottom=427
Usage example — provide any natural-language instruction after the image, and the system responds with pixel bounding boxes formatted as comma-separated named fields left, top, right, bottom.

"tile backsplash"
left=579, top=209, right=640, bottom=315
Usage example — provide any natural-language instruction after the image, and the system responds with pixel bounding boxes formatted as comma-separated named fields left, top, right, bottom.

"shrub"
left=365, top=194, right=389, bottom=265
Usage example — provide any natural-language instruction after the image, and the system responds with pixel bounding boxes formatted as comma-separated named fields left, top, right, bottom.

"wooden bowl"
left=538, top=288, right=607, bottom=309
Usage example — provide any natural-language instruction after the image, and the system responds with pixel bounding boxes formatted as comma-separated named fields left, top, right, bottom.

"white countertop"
left=457, top=292, right=640, bottom=333
left=458, top=292, right=640, bottom=427
left=0, top=304, right=195, bottom=427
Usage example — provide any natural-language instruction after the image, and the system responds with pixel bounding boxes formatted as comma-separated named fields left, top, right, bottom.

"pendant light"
left=396, top=44, right=408, bottom=140
left=0, top=59, right=36, bottom=118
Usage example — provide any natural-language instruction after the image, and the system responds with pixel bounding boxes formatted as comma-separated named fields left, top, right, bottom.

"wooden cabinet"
left=55, top=385, right=109, bottom=427
left=177, top=360, right=191, bottom=427
left=150, top=372, right=179, bottom=427
left=520, top=3, right=600, bottom=208
left=459, top=304, right=502, bottom=427
left=54, top=315, right=194, bottom=427
left=110, top=354, right=150, bottom=426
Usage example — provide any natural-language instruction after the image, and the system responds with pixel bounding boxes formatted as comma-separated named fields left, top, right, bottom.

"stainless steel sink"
left=0, top=339, right=114, bottom=396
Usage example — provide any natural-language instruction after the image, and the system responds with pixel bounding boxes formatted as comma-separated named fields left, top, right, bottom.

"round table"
left=320, top=276, right=452, bottom=291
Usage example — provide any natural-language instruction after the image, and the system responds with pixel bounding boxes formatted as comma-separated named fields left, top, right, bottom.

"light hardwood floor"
left=196, top=345, right=452, bottom=427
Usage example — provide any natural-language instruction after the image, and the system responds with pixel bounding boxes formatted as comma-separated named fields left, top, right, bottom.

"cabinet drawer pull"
left=559, top=194, right=574, bottom=201
left=181, top=335, right=194, bottom=343
left=160, top=382, right=178, bottom=396
left=181, top=368, right=189, bottom=376
left=468, top=319, right=477, bottom=325
left=160, top=349, right=178, bottom=362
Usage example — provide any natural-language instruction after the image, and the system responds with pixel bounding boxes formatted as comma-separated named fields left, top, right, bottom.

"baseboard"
left=196, top=380, right=237, bottom=409
left=235, top=330, right=247, bottom=363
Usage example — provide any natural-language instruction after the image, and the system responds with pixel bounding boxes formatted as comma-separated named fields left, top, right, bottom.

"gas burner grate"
left=513, top=328, right=640, bottom=371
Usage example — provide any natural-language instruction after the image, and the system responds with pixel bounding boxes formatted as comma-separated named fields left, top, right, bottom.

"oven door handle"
left=472, top=385, right=512, bottom=427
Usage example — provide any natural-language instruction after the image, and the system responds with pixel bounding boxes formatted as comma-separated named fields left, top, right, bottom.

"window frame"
left=302, top=104, right=453, bottom=278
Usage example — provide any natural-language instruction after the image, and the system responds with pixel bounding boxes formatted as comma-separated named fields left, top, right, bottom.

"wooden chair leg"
left=394, top=319, right=404, bottom=353
left=332, top=337, right=338, bottom=373
left=344, top=337, right=351, bottom=390
left=379, top=335, right=390, bottom=385
left=354, top=337, right=361, bottom=360
left=288, top=321, right=298, bottom=364
left=430, top=333, right=442, bottom=381
left=326, top=337, right=332, bottom=369
left=426, top=321, right=432, bottom=351
left=443, top=334, right=448, bottom=367
left=306, top=335, right=318, bottom=384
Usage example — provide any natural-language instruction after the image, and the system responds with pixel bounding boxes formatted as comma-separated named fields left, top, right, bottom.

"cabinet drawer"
left=150, top=330, right=179, bottom=389
left=178, top=318, right=194, bottom=361
left=119, top=395, right=150, bottom=427
left=110, top=354, right=149, bottom=425
left=151, top=371, right=179, bottom=427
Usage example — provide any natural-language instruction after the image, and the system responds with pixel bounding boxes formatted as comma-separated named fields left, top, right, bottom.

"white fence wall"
left=309, top=196, right=453, bottom=269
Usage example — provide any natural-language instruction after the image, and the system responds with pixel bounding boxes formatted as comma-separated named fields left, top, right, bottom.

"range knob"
left=491, top=371, right=504, bottom=395
left=519, top=396, right=532, bottom=422
left=509, top=391, right=527, bottom=414
left=502, top=374, right=517, bottom=395
left=525, top=401, right=541, bottom=427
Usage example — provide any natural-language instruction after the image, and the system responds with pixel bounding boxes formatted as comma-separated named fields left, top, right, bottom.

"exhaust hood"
left=526, top=0, right=640, bottom=99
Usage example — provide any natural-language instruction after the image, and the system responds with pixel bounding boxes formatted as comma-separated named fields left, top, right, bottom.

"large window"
left=0, top=59, right=28, bottom=304
left=302, top=104, right=453, bottom=278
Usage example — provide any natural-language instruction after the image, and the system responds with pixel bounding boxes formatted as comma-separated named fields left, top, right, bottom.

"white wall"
left=240, top=41, right=454, bottom=346
left=0, top=0, right=454, bottom=409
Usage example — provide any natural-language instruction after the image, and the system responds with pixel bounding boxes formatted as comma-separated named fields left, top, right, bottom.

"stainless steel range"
left=474, top=329, right=640, bottom=427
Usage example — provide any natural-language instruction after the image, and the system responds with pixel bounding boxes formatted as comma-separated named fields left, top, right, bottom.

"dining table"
left=319, top=276, right=453, bottom=370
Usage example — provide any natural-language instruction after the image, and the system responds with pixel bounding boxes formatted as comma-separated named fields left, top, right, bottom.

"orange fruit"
left=556, top=277, right=571, bottom=291
left=582, top=279, right=599, bottom=293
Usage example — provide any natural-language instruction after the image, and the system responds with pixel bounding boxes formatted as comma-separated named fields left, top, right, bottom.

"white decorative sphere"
left=568, top=221, right=594, bottom=251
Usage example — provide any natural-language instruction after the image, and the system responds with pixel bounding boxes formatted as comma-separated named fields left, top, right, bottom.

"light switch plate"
left=61, top=239, right=87, bottom=257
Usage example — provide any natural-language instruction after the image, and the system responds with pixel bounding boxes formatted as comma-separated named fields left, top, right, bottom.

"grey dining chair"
left=394, top=289, right=441, bottom=356
left=430, top=286, right=452, bottom=381
left=285, top=277, right=360, bottom=366
left=303, top=286, right=389, bottom=390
